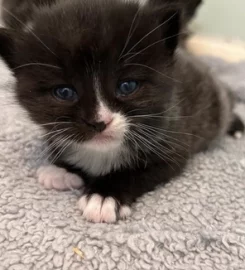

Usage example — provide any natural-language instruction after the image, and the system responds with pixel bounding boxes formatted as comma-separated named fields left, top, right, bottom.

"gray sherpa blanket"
left=1, top=51, right=245, bottom=269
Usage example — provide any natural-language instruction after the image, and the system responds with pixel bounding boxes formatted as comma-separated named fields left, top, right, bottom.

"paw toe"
left=100, top=197, right=117, bottom=223
left=67, top=173, right=83, bottom=189
left=83, top=194, right=103, bottom=223
left=37, top=165, right=83, bottom=191
left=78, top=194, right=131, bottom=223
left=119, top=205, right=132, bottom=219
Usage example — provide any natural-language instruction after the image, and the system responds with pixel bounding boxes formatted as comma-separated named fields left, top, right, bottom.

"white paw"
left=234, top=131, right=243, bottom=139
left=77, top=194, right=131, bottom=223
left=37, top=165, right=83, bottom=191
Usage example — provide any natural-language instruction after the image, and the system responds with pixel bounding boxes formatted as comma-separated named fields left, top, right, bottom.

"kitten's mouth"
left=88, top=118, right=123, bottom=144
left=81, top=112, right=127, bottom=152
left=91, top=133, right=115, bottom=143
left=82, top=131, right=122, bottom=153
left=83, top=125, right=124, bottom=152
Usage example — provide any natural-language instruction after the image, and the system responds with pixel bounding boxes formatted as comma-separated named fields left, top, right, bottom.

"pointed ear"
left=161, top=9, right=181, bottom=53
left=149, top=6, right=182, bottom=54
left=0, top=28, right=16, bottom=68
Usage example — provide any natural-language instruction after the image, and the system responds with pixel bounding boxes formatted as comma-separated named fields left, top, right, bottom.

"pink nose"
left=97, top=102, right=113, bottom=126
left=103, top=116, right=113, bottom=126
left=98, top=113, right=113, bottom=127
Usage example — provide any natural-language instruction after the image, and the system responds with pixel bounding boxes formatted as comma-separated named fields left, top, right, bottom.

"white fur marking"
left=78, top=194, right=131, bottom=223
left=234, top=131, right=243, bottom=140
left=37, top=165, right=83, bottom=191
left=65, top=110, right=130, bottom=176
left=97, top=101, right=113, bottom=125
left=93, top=76, right=113, bottom=124
left=64, top=76, right=130, bottom=176
left=100, top=197, right=117, bottom=222
left=119, top=205, right=132, bottom=219
left=81, top=194, right=104, bottom=223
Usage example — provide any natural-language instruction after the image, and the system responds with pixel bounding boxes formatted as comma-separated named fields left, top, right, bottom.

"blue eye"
left=117, top=80, right=139, bottom=96
left=53, top=86, right=78, bottom=101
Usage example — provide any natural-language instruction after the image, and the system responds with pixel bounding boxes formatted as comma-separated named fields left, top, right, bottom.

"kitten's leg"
left=227, top=114, right=244, bottom=139
left=78, top=163, right=184, bottom=223
left=37, top=165, right=84, bottom=191
left=78, top=194, right=131, bottom=223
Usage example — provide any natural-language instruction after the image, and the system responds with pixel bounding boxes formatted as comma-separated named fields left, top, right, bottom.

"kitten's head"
left=0, top=0, right=181, bottom=164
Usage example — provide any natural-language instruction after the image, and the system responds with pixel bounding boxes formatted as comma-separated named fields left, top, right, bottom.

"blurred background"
left=191, top=0, right=245, bottom=40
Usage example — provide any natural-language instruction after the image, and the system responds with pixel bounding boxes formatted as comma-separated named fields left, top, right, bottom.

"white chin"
left=82, top=111, right=128, bottom=153
left=63, top=111, right=129, bottom=176
left=67, top=136, right=127, bottom=176
left=82, top=137, right=122, bottom=153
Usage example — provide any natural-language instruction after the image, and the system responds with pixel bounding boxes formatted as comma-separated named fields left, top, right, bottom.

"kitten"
left=0, top=0, right=243, bottom=223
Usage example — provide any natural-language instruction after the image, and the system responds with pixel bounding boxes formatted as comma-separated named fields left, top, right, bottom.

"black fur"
left=2, top=0, right=202, bottom=30
left=150, top=0, right=202, bottom=22
left=228, top=114, right=245, bottom=137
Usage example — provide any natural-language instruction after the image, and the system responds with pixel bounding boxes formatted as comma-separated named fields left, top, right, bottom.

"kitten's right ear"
left=0, top=28, right=16, bottom=69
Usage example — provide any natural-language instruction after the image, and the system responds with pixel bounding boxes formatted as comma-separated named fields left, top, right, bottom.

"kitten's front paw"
left=37, top=165, right=83, bottom=191
left=78, top=194, right=131, bottom=223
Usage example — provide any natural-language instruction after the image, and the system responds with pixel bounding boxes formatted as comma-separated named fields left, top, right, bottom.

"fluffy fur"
left=0, top=0, right=243, bottom=223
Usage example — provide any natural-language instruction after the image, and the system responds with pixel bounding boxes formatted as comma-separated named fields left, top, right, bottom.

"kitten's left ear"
left=162, top=9, right=181, bottom=52
left=151, top=7, right=182, bottom=54
left=0, top=28, right=16, bottom=69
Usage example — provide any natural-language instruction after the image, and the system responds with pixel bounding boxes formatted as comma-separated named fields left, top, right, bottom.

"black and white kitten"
left=0, top=0, right=243, bottom=223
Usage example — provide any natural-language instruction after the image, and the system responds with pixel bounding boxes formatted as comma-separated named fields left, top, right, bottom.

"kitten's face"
left=0, top=0, right=180, bottom=156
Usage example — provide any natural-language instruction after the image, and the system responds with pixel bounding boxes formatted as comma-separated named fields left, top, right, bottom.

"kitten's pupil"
left=117, top=80, right=139, bottom=96
left=53, top=86, right=78, bottom=101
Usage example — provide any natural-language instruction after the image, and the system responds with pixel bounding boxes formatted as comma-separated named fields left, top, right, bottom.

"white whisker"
left=124, top=12, right=178, bottom=57
left=39, top=128, right=71, bottom=139
left=14, top=63, right=62, bottom=70
left=50, top=134, right=76, bottom=164
left=132, top=122, right=190, bottom=148
left=126, top=130, right=148, bottom=167
left=43, top=134, right=74, bottom=163
left=40, top=122, right=71, bottom=127
left=163, top=98, right=186, bottom=114
left=137, top=127, right=186, bottom=158
left=38, top=130, right=72, bottom=161
left=123, top=32, right=186, bottom=62
left=2, top=7, right=58, bottom=57
left=138, top=123, right=201, bottom=139
left=118, top=7, right=141, bottom=60
left=125, top=63, right=181, bottom=83
left=140, top=127, right=189, bottom=150
left=132, top=130, right=176, bottom=169
left=136, top=126, right=189, bottom=160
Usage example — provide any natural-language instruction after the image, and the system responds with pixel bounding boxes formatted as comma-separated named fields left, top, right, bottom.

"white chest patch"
left=65, top=76, right=131, bottom=176
left=64, top=141, right=130, bottom=176
left=63, top=108, right=131, bottom=176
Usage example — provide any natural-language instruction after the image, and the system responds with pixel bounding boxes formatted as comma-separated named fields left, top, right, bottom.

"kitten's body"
left=0, top=0, right=242, bottom=223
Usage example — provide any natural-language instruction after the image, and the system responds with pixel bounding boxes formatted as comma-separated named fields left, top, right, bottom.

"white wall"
left=192, top=0, right=245, bottom=40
